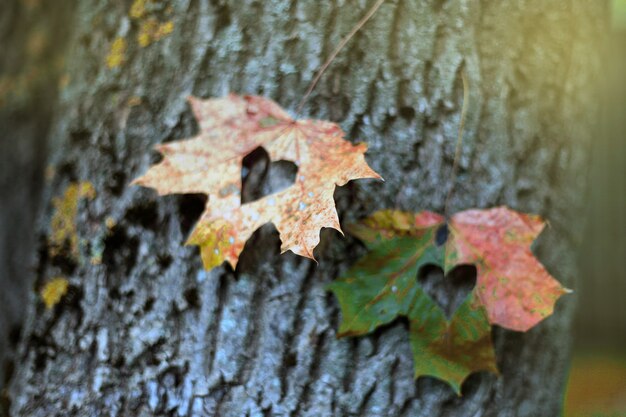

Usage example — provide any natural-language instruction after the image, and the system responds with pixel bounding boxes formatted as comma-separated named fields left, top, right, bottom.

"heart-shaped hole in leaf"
left=177, top=193, right=208, bottom=236
left=416, top=264, right=477, bottom=319
left=241, top=146, right=298, bottom=204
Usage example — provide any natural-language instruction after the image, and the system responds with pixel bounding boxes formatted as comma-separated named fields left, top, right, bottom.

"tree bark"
left=5, top=1, right=604, bottom=416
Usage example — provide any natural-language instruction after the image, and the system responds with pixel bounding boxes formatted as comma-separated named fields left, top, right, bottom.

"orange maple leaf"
left=134, top=94, right=381, bottom=269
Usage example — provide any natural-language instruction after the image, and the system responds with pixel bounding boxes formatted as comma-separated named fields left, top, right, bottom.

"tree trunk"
left=4, top=1, right=604, bottom=416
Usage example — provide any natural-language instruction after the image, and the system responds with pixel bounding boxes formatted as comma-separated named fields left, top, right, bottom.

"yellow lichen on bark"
left=129, top=0, right=174, bottom=47
left=49, top=181, right=96, bottom=259
left=41, top=277, right=69, bottom=309
left=137, top=18, right=175, bottom=47
left=130, top=0, right=147, bottom=19
left=106, top=37, right=127, bottom=68
left=159, top=21, right=174, bottom=36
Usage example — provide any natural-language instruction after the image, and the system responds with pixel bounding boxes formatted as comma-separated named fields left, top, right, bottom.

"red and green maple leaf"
left=134, top=94, right=381, bottom=269
left=328, top=207, right=569, bottom=393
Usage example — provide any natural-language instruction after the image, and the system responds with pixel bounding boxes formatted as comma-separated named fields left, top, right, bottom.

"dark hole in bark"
left=8, top=325, right=22, bottom=348
left=30, top=334, right=53, bottom=372
left=33, top=350, right=47, bottom=372
left=241, top=146, right=297, bottom=204
left=183, top=287, right=201, bottom=309
left=69, top=129, right=90, bottom=146
left=61, top=285, right=84, bottom=328
left=108, top=287, right=121, bottom=300
left=160, top=365, right=186, bottom=389
left=144, top=337, right=167, bottom=367
left=108, top=170, right=127, bottom=196
left=398, top=106, right=416, bottom=120
left=125, top=199, right=159, bottom=230
left=102, top=226, right=139, bottom=275
left=284, top=352, right=297, bottom=368
left=416, top=264, right=477, bottom=319
left=143, top=297, right=155, bottom=313
left=49, top=250, right=77, bottom=276
left=56, top=161, right=77, bottom=181
left=177, top=193, right=207, bottom=237
left=112, top=355, right=125, bottom=369
left=212, top=1, right=232, bottom=34
left=157, top=253, right=172, bottom=270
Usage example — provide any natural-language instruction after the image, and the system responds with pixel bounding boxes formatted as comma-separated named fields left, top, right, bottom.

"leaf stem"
left=295, top=0, right=386, bottom=116
left=444, top=70, right=469, bottom=218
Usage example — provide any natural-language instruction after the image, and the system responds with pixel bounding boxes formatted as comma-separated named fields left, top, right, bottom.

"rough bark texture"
left=4, top=1, right=604, bottom=416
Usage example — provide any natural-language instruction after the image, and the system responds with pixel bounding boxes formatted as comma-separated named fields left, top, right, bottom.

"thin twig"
left=444, top=70, right=469, bottom=217
left=295, top=0, right=386, bottom=116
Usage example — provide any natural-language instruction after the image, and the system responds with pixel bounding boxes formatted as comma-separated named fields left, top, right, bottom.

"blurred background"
left=565, top=2, right=626, bottom=415
left=0, top=1, right=624, bottom=415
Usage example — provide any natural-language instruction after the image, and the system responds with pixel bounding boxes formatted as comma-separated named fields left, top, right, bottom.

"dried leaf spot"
left=259, top=116, right=280, bottom=128
left=134, top=94, right=381, bottom=269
